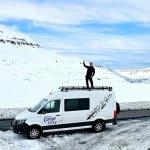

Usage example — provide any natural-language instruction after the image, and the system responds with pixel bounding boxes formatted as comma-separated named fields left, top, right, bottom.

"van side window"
left=65, top=98, right=89, bottom=111
left=44, top=100, right=60, bottom=113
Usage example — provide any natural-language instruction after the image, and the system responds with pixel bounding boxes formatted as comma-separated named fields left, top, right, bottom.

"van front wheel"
left=92, top=120, right=105, bottom=132
left=27, top=126, right=41, bottom=139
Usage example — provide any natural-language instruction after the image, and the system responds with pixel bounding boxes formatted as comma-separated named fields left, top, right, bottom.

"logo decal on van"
left=44, top=116, right=57, bottom=125
left=87, top=94, right=112, bottom=120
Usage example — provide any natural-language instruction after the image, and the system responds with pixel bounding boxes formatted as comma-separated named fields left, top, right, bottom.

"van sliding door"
left=62, top=98, right=90, bottom=129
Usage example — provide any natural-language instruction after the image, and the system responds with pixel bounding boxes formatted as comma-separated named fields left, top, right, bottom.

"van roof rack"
left=59, top=86, right=112, bottom=91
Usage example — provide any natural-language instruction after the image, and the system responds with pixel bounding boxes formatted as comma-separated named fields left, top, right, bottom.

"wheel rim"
left=95, top=123, right=103, bottom=131
left=30, top=128, right=40, bottom=139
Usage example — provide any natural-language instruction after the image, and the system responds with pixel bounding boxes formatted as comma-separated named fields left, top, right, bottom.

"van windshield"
left=29, top=99, right=48, bottom=112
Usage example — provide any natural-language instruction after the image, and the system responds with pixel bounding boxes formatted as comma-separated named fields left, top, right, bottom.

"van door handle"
left=56, top=114, right=61, bottom=116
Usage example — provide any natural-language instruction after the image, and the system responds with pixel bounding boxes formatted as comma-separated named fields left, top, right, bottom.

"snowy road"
left=1, top=118, right=150, bottom=150
left=118, top=109, right=150, bottom=119
left=0, top=119, right=12, bottom=131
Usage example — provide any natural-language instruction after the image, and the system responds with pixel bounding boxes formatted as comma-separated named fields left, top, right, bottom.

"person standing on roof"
left=83, top=60, right=95, bottom=88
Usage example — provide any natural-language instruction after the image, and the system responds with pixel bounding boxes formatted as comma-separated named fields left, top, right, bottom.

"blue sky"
left=0, top=0, right=150, bottom=69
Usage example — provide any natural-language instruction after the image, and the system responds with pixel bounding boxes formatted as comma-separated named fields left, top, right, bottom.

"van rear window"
left=65, top=98, right=89, bottom=111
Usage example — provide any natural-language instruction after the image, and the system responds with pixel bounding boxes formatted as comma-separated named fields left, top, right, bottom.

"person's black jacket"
left=83, top=61, right=95, bottom=77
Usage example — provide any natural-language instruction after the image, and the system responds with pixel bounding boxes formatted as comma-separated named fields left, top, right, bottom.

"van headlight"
left=16, top=119, right=26, bottom=124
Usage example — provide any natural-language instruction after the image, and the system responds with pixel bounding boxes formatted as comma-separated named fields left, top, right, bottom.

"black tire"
left=92, top=120, right=105, bottom=132
left=116, top=102, right=120, bottom=114
left=27, top=126, right=41, bottom=139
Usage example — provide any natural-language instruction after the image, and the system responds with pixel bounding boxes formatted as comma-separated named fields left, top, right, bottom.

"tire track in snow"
left=43, top=119, right=150, bottom=150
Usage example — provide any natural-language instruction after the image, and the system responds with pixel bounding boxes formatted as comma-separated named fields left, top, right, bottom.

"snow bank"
left=0, top=108, right=28, bottom=120
left=1, top=101, right=150, bottom=119
left=120, top=101, right=150, bottom=111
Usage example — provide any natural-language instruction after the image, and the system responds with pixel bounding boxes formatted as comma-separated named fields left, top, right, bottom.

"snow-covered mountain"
left=0, top=25, right=40, bottom=48
left=117, top=68, right=150, bottom=83
left=0, top=25, right=150, bottom=108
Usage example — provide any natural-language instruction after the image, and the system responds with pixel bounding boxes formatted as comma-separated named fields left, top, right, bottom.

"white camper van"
left=13, top=86, right=119, bottom=139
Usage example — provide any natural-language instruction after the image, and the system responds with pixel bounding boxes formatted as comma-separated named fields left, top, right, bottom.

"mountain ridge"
left=0, top=25, right=40, bottom=49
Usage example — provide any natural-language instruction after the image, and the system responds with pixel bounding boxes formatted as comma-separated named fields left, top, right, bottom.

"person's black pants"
left=86, top=76, right=93, bottom=88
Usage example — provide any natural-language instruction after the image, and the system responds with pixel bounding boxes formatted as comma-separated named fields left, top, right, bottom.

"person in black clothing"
left=83, top=61, right=95, bottom=88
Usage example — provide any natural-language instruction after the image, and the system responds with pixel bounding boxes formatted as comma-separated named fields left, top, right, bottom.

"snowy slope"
left=117, top=68, right=150, bottom=83
left=0, top=25, right=150, bottom=108
left=117, top=68, right=150, bottom=79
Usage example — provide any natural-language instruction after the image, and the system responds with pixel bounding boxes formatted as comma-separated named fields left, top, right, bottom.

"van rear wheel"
left=92, top=120, right=105, bottom=132
left=27, top=126, right=41, bottom=139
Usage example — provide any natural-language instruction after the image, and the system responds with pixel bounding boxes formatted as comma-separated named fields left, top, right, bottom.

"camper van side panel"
left=88, top=91, right=115, bottom=121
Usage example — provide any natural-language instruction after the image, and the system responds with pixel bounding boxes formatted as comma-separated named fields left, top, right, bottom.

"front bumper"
left=13, top=121, right=29, bottom=134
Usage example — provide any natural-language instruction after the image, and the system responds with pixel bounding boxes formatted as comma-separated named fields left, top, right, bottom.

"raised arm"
left=83, top=61, right=88, bottom=68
